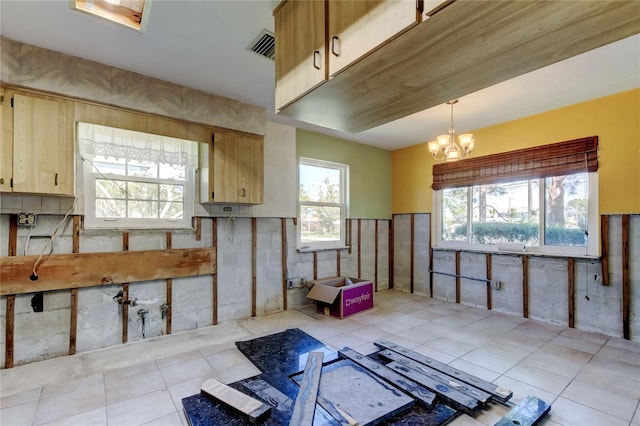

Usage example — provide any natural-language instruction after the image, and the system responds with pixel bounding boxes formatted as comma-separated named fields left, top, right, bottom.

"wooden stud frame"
left=212, top=218, right=218, bottom=325
left=622, top=215, right=630, bottom=340
left=568, top=258, right=575, bottom=329
left=485, top=253, right=492, bottom=311
left=281, top=218, right=288, bottom=311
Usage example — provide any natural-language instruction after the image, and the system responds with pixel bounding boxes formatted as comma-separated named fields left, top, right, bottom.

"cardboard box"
left=306, top=277, right=374, bottom=319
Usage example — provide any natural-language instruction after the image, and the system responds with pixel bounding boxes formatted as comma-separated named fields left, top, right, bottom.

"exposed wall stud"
left=336, top=249, right=341, bottom=276
left=601, top=215, right=609, bottom=285
left=410, top=214, right=415, bottom=294
left=252, top=218, right=257, bottom=317
left=313, top=252, right=318, bottom=280
left=568, top=258, right=575, bottom=328
left=522, top=255, right=529, bottom=318
left=5, top=215, right=16, bottom=368
left=485, top=253, right=492, bottom=310
left=429, top=216, right=433, bottom=298
left=348, top=219, right=353, bottom=254
left=375, top=219, right=379, bottom=292
left=69, top=215, right=80, bottom=355
left=5, top=295, right=15, bottom=369
left=389, top=215, right=395, bottom=289
left=165, top=231, right=173, bottom=335
left=455, top=251, right=461, bottom=303
left=358, top=219, right=362, bottom=278
left=122, top=233, right=129, bottom=344
left=212, top=217, right=218, bottom=325
left=622, top=215, right=630, bottom=340
left=281, top=218, right=288, bottom=311
left=195, top=217, right=202, bottom=241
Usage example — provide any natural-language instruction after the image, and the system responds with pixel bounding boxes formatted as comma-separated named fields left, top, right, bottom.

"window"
left=298, top=157, right=349, bottom=250
left=78, top=122, right=199, bottom=229
left=433, top=137, right=599, bottom=257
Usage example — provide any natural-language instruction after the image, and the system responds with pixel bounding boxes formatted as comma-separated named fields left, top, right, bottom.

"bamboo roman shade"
left=432, top=136, right=598, bottom=190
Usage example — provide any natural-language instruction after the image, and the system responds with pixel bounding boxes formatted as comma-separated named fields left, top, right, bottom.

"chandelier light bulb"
left=429, top=100, right=475, bottom=162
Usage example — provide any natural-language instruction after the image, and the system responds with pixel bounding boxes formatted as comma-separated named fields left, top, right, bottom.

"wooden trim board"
left=1, top=247, right=216, bottom=295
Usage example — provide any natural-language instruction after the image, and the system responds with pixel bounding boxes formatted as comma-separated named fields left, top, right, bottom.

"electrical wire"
left=31, top=198, right=77, bottom=280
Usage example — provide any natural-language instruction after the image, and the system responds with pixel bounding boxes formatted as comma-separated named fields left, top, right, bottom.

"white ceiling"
left=1, top=0, right=638, bottom=150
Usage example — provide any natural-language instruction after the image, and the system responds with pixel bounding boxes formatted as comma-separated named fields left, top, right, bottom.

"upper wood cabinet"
left=275, top=1, right=639, bottom=134
left=201, top=132, right=264, bottom=204
left=274, top=0, right=421, bottom=111
left=274, top=0, right=327, bottom=111
left=0, top=88, right=74, bottom=196
left=327, top=0, right=421, bottom=77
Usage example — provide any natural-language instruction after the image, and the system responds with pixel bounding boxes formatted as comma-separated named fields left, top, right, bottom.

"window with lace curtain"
left=77, top=122, right=199, bottom=229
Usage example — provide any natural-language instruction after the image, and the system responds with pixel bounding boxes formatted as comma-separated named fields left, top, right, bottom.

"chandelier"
left=428, top=100, right=475, bottom=162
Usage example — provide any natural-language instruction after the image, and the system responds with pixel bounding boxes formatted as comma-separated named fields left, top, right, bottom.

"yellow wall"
left=392, top=89, right=640, bottom=214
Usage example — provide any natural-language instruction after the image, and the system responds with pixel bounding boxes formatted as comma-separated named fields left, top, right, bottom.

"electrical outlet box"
left=18, top=212, right=37, bottom=227
left=286, top=279, right=294, bottom=289
left=491, top=280, right=503, bottom=290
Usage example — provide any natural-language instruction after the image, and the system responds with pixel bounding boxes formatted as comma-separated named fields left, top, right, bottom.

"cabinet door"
left=12, top=93, right=74, bottom=195
left=328, top=0, right=419, bottom=77
left=211, top=133, right=240, bottom=203
left=237, top=136, right=264, bottom=204
left=0, top=87, right=12, bottom=192
left=274, top=0, right=326, bottom=110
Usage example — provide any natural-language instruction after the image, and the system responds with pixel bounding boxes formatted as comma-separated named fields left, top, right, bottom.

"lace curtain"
left=77, top=122, right=199, bottom=167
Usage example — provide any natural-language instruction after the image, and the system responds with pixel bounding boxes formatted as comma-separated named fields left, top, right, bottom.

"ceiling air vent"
left=248, top=30, right=275, bottom=60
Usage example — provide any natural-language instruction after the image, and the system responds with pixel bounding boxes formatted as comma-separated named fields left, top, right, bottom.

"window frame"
left=78, top=123, right=197, bottom=230
left=297, top=157, right=349, bottom=251
left=432, top=172, right=599, bottom=257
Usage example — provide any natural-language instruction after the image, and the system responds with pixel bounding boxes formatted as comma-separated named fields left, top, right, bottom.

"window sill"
left=432, top=245, right=599, bottom=260
left=297, top=245, right=350, bottom=253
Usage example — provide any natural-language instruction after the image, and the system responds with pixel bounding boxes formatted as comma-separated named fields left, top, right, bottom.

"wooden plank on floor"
left=377, top=349, right=491, bottom=405
left=201, top=378, right=271, bottom=423
left=374, top=339, right=512, bottom=402
left=385, top=360, right=480, bottom=415
left=339, top=347, right=436, bottom=408
left=0, top=247, right=217, bottom=295
left=289, top=351, right=323, bottom=426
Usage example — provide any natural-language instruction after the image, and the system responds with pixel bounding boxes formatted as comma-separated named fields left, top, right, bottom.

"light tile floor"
left=1, top=290, right=639, bottom=426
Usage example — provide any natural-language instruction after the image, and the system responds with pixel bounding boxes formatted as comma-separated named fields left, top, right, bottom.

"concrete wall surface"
left=392, top=213, right=639, bottom=341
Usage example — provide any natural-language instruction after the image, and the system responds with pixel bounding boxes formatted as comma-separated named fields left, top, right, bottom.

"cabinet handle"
left=313, top=50, right=321, bottom=70
left=55, top=173, right=58, bottom=186
left=331, top=36, right=340, bottom=57
left=241, top=188, right=246, bottom=197
left=0, top=178, right=3, bottom=185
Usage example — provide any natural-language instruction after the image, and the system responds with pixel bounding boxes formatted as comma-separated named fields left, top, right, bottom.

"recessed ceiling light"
left=70, top=0, right=151, bottom=32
